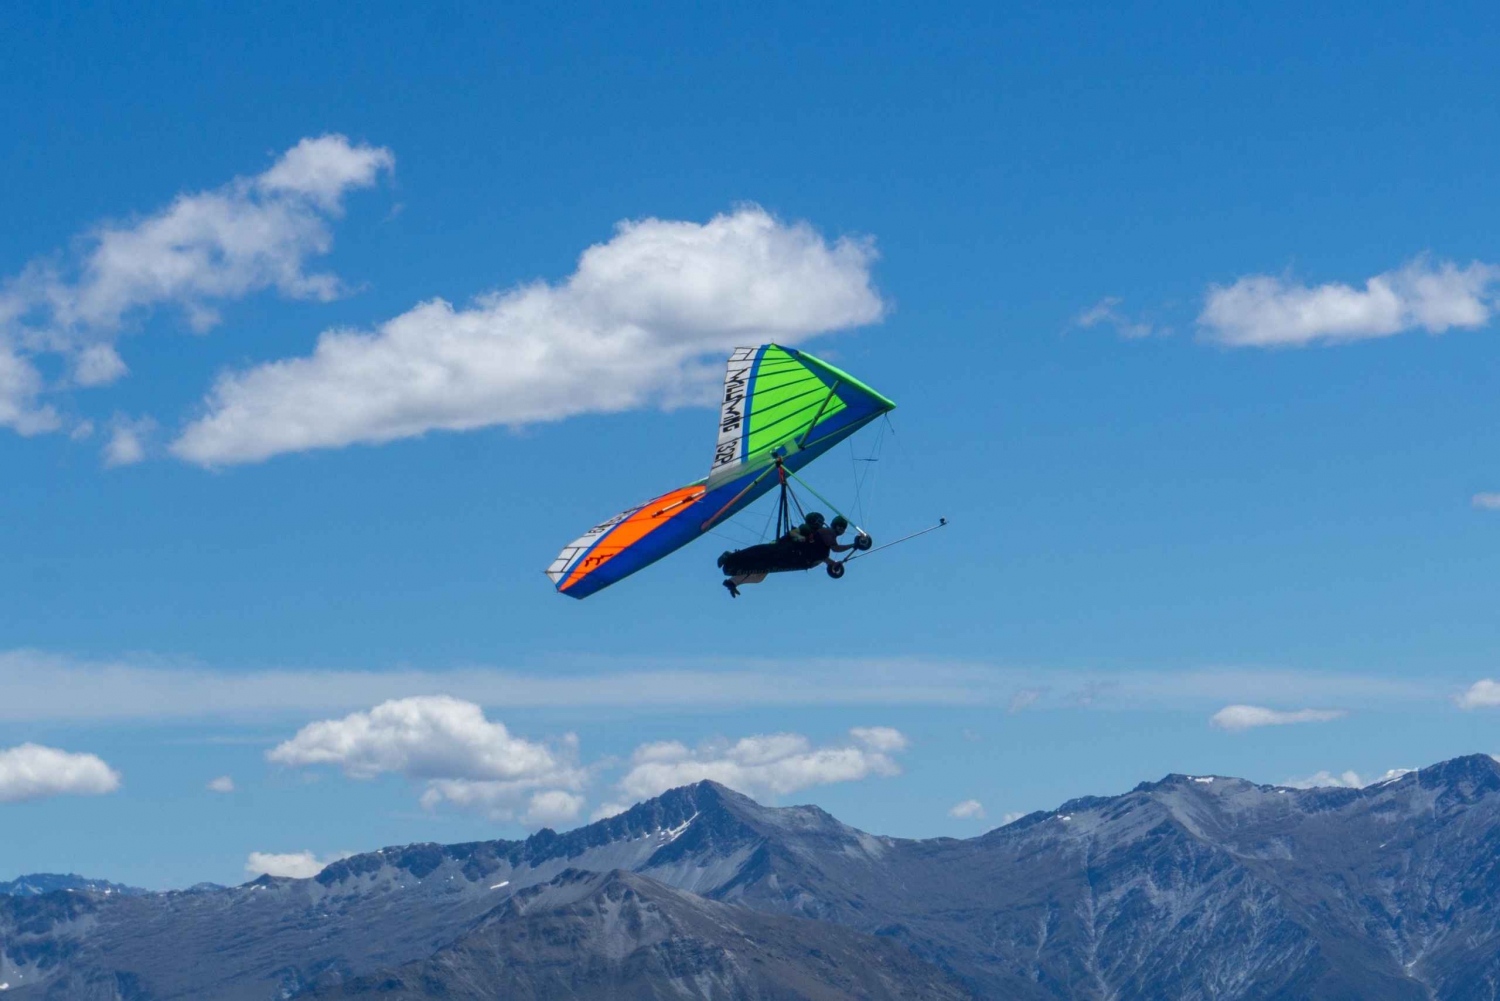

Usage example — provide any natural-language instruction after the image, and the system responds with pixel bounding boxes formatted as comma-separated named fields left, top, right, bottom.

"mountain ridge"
left=303, top=868, right=969, bottom=1001
left=6, top=754, right=1500, bottom=999
left=0, top=874, right=148, bottom=899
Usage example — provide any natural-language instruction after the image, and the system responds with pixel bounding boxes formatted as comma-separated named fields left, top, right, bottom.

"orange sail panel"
left=554, top=484, right=705, bottom=593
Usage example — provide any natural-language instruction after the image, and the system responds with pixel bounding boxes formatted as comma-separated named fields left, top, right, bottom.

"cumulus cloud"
left=1199, top=256, right=1500, bottom=348
left=1074, top=296, right=1158, bottom=338
left=1210, top=705, right=1346, bottom=731
left=206, top=775, right=235, bottom=793
left=1281, top=768, right=1410, bottom=790
left=849, top=726, right=910, bottom=753
left=102, top=414, right=156, bottom=467
left=1001, top=811, right=1025, bottom=824
left=948, top=798, right=986, bottom=820
left=522, top=790, right=586, bottom=828
left=615, top=727, right=907, bottom=803
left=1284, top=769, right=1364, bottom=789
left=590, top=801, right=630, bottom=822
left=171, top=206, right=884, bottom=465
left=0, top=743, right=121, bottom=802
left=268, top=695, right=558, bottom=779
left=0, top=134, right=392, bottom=435
left=0, top=343, right=60, bottom=435
left=1472, top=494, right=1500, bottom=510
left=72, top=344, right=129, bottom=387
left=256, top=135, right=395, bottom=209
left=244, top=849, right=352, bottom=879
left=1456, top=679, right=1500, bottom=709
left=27, top=133, right=391, bottom=331
left=268, top=695, right=583, bottom=823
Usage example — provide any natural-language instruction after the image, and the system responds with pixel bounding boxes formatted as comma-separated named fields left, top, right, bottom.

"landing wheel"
left=826, top=561, right=846, bottom=579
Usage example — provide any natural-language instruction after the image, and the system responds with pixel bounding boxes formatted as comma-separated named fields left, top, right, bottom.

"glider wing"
left=547, top=344, right=894, bottom=599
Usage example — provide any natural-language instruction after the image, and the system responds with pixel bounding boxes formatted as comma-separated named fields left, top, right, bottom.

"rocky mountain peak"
left=1417, top=752, right=1500, bottom=791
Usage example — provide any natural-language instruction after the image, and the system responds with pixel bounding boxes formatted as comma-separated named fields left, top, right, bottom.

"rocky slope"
left=306, top=869, right=967, bottom=1000
left=5, top=755, right=1500, bottom=999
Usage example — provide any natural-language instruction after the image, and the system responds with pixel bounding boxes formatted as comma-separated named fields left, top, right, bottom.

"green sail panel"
left=707, top=344, right=894, bottom=490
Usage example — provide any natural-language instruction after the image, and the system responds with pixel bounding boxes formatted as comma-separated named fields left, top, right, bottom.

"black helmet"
left=831, top=515, right=849, bottom=533
left=804, top=512, right=826, bottom=529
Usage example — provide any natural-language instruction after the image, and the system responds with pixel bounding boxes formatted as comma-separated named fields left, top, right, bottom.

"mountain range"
left=0, top=875, right=147, bottom=899
left=5, top=754, right=1500, bottom=999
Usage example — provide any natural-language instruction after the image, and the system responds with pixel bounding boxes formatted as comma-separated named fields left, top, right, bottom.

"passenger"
left=785, top=511, right=825, bottom=544
left=811, top=515, right=859, bottom=568
left=716, top=513, right=861, bottom=597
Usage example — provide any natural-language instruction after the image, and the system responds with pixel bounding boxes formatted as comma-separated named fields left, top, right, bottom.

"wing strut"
left=843, top=518, right=948, bottom=562
left=784, top=467, right=864, bottom=535
left=701, top=460, right=779, bottom=532
left=797, top=380, right=842, bottom=448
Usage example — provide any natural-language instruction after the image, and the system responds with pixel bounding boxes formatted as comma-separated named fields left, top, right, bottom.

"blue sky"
left=2, top=2, right=1499, bottom=888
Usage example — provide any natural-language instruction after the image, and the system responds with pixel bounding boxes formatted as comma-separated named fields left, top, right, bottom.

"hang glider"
left=546, top=344, right=896, bottom=599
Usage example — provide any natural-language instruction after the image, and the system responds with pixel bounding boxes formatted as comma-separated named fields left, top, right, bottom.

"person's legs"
left=723, top=572, right=766, bottom=598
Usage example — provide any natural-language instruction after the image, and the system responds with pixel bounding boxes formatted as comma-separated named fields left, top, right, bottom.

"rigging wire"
left=845, top=417, right=887, bottom=532
left=705, top=515, right=766, bottom=547
left=758, top=501, right=776, bottom=542
left=848, top=439, right=865, bottom=528
left=716, top=413, right=898, bottom=553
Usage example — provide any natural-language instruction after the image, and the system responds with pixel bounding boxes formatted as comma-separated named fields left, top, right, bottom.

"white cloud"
left=0, top=342, right=60, bottom=435
left=0, top=134, right=392, bottom=434
left=244, top=849, right=352, bottom=880
left=849, top=726, right=910, bottom=753
left=615, top=727, right=907, bottom=802
left=590, top=801, right=630, bottom=822
left=206, top=775, right=235, bottom=793
left=0, top=743, right=121, bottom=802
left=1001, top=811, right=1025, bottom=825
left=72, top=344, right=128, bottom=387
left=948, top=798, right=985, bottom=819
left=522, top=790, right=586, bottom=828
left=35, top=133, right=392, bottom=332
left=268, top=695, right=584, bottom=822
left=1456, top=679, right=1500, bottom=709
left=255, top=134, right=395, bottom=210
left=1008, top=688, right=1044, bottom=713
left=0, top=649, right=1443, bottom=722
left=269, top=695, right=562, bottom=780
left=1074, top=296, right=1158, bottom=338
left=1210, top=705, right=1346, bottom=731
left=1199, top=256, right=1500, bottom=348
left=1284, top=769, right=1364, bottom=789
left=414, top=782, right=586, bottom=827
left=102, top=414, right=156, bottom=467
left=1279, top=767, right=1412, bottom=790
left=1472, top=494, right=1500, bottom=510
left=414, top=777, right=580, bottom=823
left=171, top=206, right=884, bottom=465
